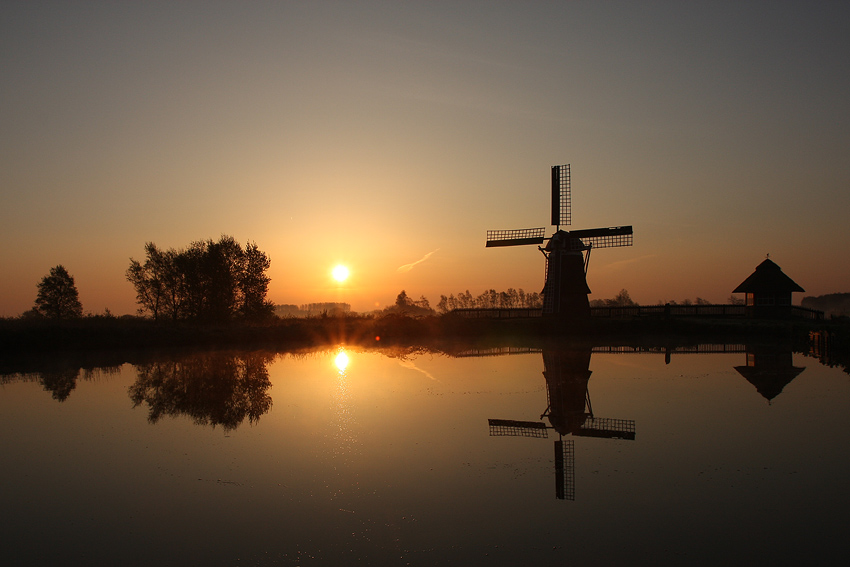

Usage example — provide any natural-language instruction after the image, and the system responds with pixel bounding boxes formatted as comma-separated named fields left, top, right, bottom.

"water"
left=1, top=343, right=848, bottom=565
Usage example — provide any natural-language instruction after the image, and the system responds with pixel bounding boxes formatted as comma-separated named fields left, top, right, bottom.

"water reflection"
left=0, top=335, right=848, bottom=565
left=329, top=348, right=359, bottom=498
left=484, top=347, right=636, bottom=500
left=735, top=343, right=806, bottom=402
left=129, top=351, right=274, bottom=430
left=0, top=364, right=120, bottom=401
left=334, top=349, right=350, bottom=373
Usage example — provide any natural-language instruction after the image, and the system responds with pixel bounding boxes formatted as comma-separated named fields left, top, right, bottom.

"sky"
left=2, top=1, right=849, bottom=316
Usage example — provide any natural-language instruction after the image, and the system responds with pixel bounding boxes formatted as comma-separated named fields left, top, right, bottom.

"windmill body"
left=486, top=164, right=633, bottom=318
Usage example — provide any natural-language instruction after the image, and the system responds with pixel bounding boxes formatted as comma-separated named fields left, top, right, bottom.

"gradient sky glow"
left=2, top=1, right=849, bottom=316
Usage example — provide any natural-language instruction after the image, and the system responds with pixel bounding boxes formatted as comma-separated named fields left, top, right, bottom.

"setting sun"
left=332, top=264, right=350, bottom=283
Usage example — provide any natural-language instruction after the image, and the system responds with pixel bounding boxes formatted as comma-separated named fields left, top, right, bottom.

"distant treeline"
left=802, top=293, right=850, bottom=318
left=436, top=288, right=542, bottom=312
left=276, top=303, right=352, bottom=317
left=590, top=289, right=638, bottom=307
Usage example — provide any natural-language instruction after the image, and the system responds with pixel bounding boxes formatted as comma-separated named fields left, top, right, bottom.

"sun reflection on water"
left=334, top=350, right=349, bottom=374
left=330, top=347, right=358, bottom=498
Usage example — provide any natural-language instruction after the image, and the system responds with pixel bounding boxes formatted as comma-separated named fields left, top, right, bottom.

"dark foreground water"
left=1, top=343, right=848, bottom=566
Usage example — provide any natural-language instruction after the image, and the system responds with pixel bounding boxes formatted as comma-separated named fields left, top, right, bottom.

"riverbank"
left=2, top=311, right=845, bottom=354
left=2, top=313, right=848, bottom=377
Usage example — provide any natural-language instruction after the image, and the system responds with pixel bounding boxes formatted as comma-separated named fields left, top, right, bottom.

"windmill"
left=488, top=348, right=635, bottom=500
left=486, top=164, right=633, bottom=317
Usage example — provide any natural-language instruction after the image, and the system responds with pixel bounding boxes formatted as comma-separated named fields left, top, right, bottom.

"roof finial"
left=766, top=253, right=770, bottom=259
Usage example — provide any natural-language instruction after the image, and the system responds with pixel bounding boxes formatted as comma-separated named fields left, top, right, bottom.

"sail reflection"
left=129, top=351, right=274, bottom=431
left=481, top=346, right=636, bottom=501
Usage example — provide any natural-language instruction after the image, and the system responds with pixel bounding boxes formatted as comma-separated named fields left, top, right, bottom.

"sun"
left=332, top=264, right=350, bottom=282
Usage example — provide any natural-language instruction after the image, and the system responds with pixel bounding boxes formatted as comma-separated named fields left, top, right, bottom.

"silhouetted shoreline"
left=2, top=313, right=846, bottom=370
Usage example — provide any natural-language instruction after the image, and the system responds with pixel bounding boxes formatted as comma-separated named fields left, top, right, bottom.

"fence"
left=451, top=303, right=822, bottom=320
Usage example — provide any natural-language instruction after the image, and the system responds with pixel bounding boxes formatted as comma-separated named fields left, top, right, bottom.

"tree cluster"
left=126, top=235, right=273, bottom=322
left=34, top=265, right=83, bottom=319
left=383, top=290, right=435, bottom=317
left=654, top=296, right=717, bottom=306
left=801, top=293, right=850, bottom=318
left=590, top=289, right=639, bottom=308
left=436, top=288, right=542, bottom=313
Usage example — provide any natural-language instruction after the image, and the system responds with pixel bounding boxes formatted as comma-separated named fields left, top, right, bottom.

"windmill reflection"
left=488, top=348, right=635, bottom=501
left=129, top=351, right=274, bottom=431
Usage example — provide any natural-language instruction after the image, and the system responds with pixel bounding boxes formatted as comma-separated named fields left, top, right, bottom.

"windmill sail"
left=568, top=226, right=633, bottom=251
left=577, top=417, right=636, bottom=440
left=488, top=419, right=549, bottom=438
left=551, top=164, right=571, bottom=228
left=554, top=439, right=575, bottom=500
left=486, top=228, right=546, bottom=248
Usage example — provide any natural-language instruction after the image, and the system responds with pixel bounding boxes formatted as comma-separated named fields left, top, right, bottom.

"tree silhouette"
left=34, top=265, right=83, bottom=319
left=238, top=241, right=274, bottom=319
left=127, top=236, right=273, bottom=322
left=395, top=290, right=412, bottom=307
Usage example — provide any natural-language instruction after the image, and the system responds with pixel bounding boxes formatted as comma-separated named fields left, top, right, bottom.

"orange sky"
left=2, top=2, right=849, bottom=316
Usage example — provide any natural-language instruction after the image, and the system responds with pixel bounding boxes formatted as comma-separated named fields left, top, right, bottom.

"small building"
left=733, top=258, right=805, bottom=319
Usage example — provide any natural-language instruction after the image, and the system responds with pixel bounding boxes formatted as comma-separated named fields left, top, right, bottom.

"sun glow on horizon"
left=332, top=264, right=350, bottom=283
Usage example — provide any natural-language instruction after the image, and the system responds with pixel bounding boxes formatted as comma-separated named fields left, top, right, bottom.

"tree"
left=395, top=290, right=413, bottom=308
left=127, top=236, right=274, bottom=322
left=239, top=241, right=274, bottom=319
left=126, top=243, right=172, bottom=321
left=34, top=265, right=83, bottom=319
left=605, top=289, right=638, bottom=307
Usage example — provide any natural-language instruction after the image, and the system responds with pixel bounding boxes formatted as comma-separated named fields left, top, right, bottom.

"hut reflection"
left=734, top=343, right=806, bottom=403
left=129, top=351, right=274, bottom=431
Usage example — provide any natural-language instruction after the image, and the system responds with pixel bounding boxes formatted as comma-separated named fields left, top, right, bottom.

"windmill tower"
left=486, top=164, right=634, bottom=318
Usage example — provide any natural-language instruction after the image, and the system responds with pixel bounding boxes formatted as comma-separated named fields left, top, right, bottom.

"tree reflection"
left=38, top=367, right=79, bottom=401
left=0, top=365, right=121, bottom=402
left=129, top=351, right=274, bottom=430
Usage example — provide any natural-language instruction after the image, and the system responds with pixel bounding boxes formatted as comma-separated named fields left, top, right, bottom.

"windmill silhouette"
left=486, top=164, right=633, bottom=318
left=488, top=348, right=635, bottom=500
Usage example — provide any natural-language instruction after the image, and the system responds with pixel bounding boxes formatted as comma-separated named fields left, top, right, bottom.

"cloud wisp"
left=397, top=359, right=438, bottom=381
left=397, top=249, right=439, bottom=273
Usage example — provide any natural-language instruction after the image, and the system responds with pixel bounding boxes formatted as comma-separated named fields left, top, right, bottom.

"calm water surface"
left=1, top=344, right=848, bottom=565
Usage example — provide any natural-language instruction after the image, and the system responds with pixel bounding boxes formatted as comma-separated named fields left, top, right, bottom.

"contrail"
left=397, top=359, right=438, bottom=381
left=598, top=254, right=656, bottom=271
left=397, top=249, right=439, bottom=273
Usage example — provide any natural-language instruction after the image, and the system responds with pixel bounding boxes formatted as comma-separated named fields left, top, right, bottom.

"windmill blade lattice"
left=486, top=228, right=546, bottom=248
left=567, top=226, right=634, bottom=251
left=552, top=164, right=571, bottom=228
left=488, top=419, right=549, bottom=438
